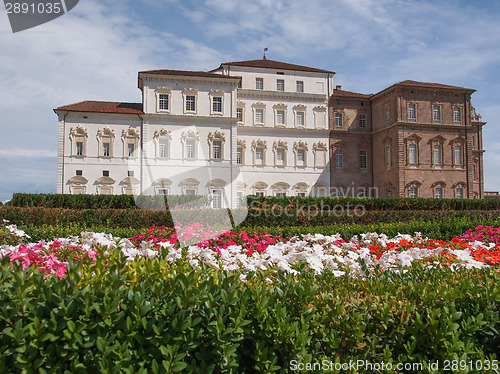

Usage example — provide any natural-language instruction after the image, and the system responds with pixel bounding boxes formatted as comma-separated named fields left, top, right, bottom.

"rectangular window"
left=408, top=187, right=418, bottom=198
left=276, top=192, right=286, bottom=197
left=276, top=149, right=285, bottom=165
left=433, top=145, right=442, bottom=165
left=212, top=140, right=222, bottom=159
left=103, top=142, right=110, bottom=157
left=185, top=189, right=196, bottom=196
left=385, top=107, right=390, bottom=124
left=385, top=146, right=391, bottom=166
left=212, top=97, right=222, bottom=113
left=256, top=78, right=263, bottom=90
left=255, top=192, right=264, bottom=197
left=360, top=150, right=367, bottom=169
left=185, top=95, right=196, bottom=112
left=297, top=149, right=305, bottom=162
left=277, top=79, right=285, bottom=91
left=472, top=164, right=477, bottom=179
left=433, top=105, right=441, bottom=122
left=471, top=135, right=476, bottom=149
left=157, top=189, right=169, bottom=195
left=276, top=110, right=285, bottom=125
left=212, top=190, right=222, bottom=209
left=237, top=108, right=243, bottom=122
left=158, top=94, right=169, bottom=111
left=255, top=148, right=264, bottom=162
left=103, top=170, right=109, bottom=177
left=359, top=114, right=367, bottom=128
left=335, top=149, right=343, bottom=168
left=386, top=189, right=392, bottom=197
left=454, top=145, right=462, bottom=165
left=434, top=187, right=443, bottom=199
left=236, top=148, right=243, bottom=164
left=408, top=144, right=417, bottom=165
left=76, top=142, right=83, bottom=156
left=296, top=112, right=305, bottom=127
left=255, top=109, right=264, bottom=124
left=334, top=113, right=342, bottom=128
left=128, top=143, right=135, bottom=157
left=297, top=192, right=306, bottom=197
left=454, top=107, right=461, bottom=123
left=128, top=171, right=134, bottom=177
left=186, top=140, right=195, bottom=159
left=456, top=187, right=464, bottom=199
left=159, top=139, right=168, bottom=158
left=76, top=170, right=82, bottom=176
left=408, top=103, right=416, bottom=121
left=296, top=81, right=304, bottom=93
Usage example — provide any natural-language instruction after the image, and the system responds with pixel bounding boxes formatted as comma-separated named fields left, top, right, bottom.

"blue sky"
left=0, top=0, right=499, bottom=202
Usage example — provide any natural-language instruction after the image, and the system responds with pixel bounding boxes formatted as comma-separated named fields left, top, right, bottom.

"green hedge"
left=10, top=194, right=500, bottom=211
left=0, top=253, right=498, bottom=373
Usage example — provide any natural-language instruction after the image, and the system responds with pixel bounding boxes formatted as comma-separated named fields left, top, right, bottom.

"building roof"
left=217, top=58, right=335, bottom=74
left=56, top=101, right=143, bottom=114
left=396, top=80, right=475, bottom=91
left=139, top=69, right=241, bottom=80
left=331, top=89, right=373, bottom=99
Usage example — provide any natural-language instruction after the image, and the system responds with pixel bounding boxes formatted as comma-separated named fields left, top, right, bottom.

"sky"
left=0, top=0, right=499, bottom=202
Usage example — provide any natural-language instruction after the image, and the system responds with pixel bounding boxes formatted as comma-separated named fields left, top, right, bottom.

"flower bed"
left=1, top=221, right=499, bottom=279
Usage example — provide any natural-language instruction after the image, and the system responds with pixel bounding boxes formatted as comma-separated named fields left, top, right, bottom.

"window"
left=385, top=146, right=391, bottom=166
left=386, top=189, right=392, bottom=197
left=296, top=81, right=304, bottom=93
left=128, top=171, right=134, bottom=177
left=313, top=142, right=327, bottom=168
left=255, top=192, right=264, bottom=197
left=103, top=142, right=110, bottom=157
left=255, top=148, right=264, bottom=162
left=157, top=189, right=169, bottom=195
left=471, top=135, right=476, bottom=149
left=408, top=144, right=417, bottom=165
left=472, top=163, right=477, bottom=180
left=212, top=140, right=222, bottom=159
left=276, top=110, right=285, bottom=126
left=277, top=79, right=285, bottom=91
left=433, top=144, right=442, bottom=165
left=456, top=187, right=464, bottom=199
left=433, top=105, right=441, bottom=122
left=408, top=103, right=416, bottom=121
left=255, top=109, right=264, bottom=124
left=408, top=186, right=418, bottom=198
left=76, top=142, right=83, bottom=156
left=297, top=149, right=305, bottom=161
left=335, top=149, right=343, bottom=168
left=128, top=143, right=135, bottom=157
left=185, top=189, right=196, bottom=196
left=158, top=94, right=169, bottom=111
left=434, top=187, right=443, bottom=199
left=334, top=112, right=342, bottom=128
left=276, top=192, right=286, bottom=197
left=453, top=107, right=461, bottom=123
left=212, top=96, right=222, bottom=113
left=297, top=192, right=306, bottom=197
left=359, top=114, right=367, bottom=128
left=384, top=107, right=390, bottom=124
left=237, top=108, right=243, bottom=122
left=276, top=148, right=285, bottom=166
left=76, top=170, right=82, bottom=176
left=212, top=190, right=222, bottom=209
left=454, top=145, right=463, bottom=166
left=186, top=140, right=195, bottom=159
left=185, top=95, right=196, bottom=112
left=237, top=148, right=243, bottom=165
left=159, top=139, right=169, bottom=158
left=296, top=112, right=305, bottom=127
left=360, top=150, right=367, bottom=169
left=256, top=78, right=263, bottom=90
left=103, top=170, right=109, bottom=177
left=294, top=141, right=308, bottom=166
left=253, top=139, right=267, bottom=166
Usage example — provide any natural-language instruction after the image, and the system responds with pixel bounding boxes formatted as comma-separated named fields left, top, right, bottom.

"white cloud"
left=0, top=149, right=56, bottom=158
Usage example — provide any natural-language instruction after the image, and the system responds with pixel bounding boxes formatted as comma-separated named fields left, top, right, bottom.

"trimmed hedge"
left=10, top=193, right=500, bottom=211
left=0, top=253, right=498, bottom=373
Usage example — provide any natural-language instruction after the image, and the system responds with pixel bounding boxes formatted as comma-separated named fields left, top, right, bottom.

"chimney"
left=336, top=85, right=342, bottom=90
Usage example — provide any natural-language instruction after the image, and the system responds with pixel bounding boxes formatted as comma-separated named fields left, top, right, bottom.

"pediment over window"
left=180, top=178, right=200, bottom=187
left=313, top=106, right=327, bottom=112
left=429, top=135, right=446, bottom=144
left=210, top=89, right=224, bottom=96
left=313, top=142, right=327, bottom=151
left=430, top=181, right=446, bottom=188
left=449, top=136, right=465, bottom=145
left=272, top=182, right=291, bottom=190
left=182, top=87, right=198, bottom=95
left=97, top=126, right=115, bottom=138
left=156, top=86, right=171, bottom=93
left=294, top=182, right=309, bottom=190
left=452, top=181, right=466, bottom=189
left=122, top=127, right=140, bottom=139
left=209, top=130, right=225, bottom=142
left=252, top=139, right=267, bottom=149
left=70, top=125, right=88, bottom=137
left=237, top=100, right=246, bottom=108
left=252, top=101, right=266, bottom=109
left=405, top=180, right=422, bottom=189
left=273, top=140, right=288, bottom=150
left=120, top=177, right=140, bottom=186
left=294, top=140, right=308, bottom=150
left=207, top=179, right=226, bottom=188
left=182, top=130, right=200, bottom=141
left=252, top=181, right=268, bottom=190
left=237, top=139, right=246, bottom=148
left=273, top=103, right=287, bottom=110
left=95, top=177, right=115, bottom=185
left=154, top=129, right=172, bottom=139
left=293, top=104, right=307, bottom=111
left=405, top=134, right=422, bottom=143
left=67, top=176, right=88, bottom=185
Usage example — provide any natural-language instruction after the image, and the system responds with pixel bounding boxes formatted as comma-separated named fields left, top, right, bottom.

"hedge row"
left=0, top=254, right=498, bottom=373
left=10, top=193, right=500, bottom=211
left=2, top=206, right=500, bottom=231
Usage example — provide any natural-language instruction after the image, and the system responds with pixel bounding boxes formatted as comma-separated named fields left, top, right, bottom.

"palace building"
left=55, top=58, right=485, bottom=206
